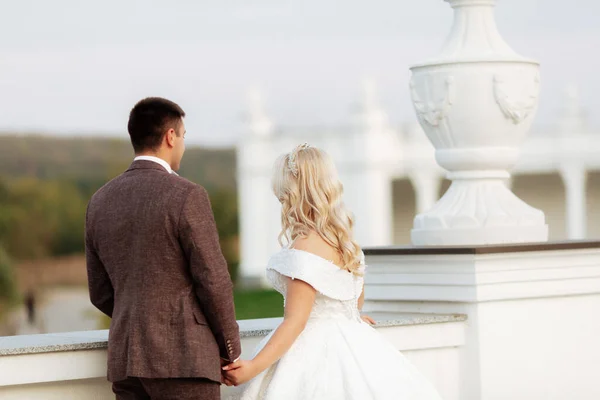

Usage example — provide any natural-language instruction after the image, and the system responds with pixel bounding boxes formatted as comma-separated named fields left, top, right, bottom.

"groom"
left=85, top=97, right=241, bottom=399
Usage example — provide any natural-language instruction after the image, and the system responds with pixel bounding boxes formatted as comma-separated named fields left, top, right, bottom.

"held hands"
left=220, top=315, right=375, bottom=387
left=221, top=359, right=259, bottom=386
left=220, top=359, right=235, bottom=386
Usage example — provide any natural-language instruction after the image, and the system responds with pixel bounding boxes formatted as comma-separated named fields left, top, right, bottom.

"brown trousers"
left=112, top=377, right=220, bottom=400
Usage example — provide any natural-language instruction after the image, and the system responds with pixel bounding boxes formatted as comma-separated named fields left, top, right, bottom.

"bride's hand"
left=222, top=359, right=259, bottom=386
left=361, top=314, right=376, bottom=325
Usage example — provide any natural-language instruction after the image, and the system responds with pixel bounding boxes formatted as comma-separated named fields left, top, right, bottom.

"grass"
left=234, top=289, right=284, bottom=320
left=97, top=289, right=284, bottom=329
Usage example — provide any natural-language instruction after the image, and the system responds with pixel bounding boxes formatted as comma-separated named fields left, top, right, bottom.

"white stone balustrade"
left=2, top=243, right=600, bottom=399
left=0, top=313, right=466, bottom=400
left=363, top=242, right=600, bottom=400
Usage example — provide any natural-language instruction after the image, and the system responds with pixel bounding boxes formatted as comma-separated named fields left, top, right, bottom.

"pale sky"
left=0, top=0, right=598, bottom=146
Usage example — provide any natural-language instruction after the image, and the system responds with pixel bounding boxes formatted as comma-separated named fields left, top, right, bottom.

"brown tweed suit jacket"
left=85, top=160, right=241, bottom=383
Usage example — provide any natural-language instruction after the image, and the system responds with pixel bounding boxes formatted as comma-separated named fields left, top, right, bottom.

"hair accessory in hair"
left=287, top=143, right=311, bottom=177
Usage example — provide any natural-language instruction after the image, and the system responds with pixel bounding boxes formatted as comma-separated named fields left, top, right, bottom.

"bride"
left=222, top=143, right=443, bottom=400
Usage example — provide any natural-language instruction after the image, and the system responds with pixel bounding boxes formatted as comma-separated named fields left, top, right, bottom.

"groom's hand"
left=220, top=358, right=236, bottom=386
left=221, top=372, right=235, bottom=387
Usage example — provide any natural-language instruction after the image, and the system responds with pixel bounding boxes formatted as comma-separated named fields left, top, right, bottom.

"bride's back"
left=266, top=232, right=365, bottom=323
left=292, top=232, right=343, bottom=268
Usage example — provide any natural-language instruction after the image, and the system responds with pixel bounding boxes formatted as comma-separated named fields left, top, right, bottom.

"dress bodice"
left=266, top=248, right=365, bottom=322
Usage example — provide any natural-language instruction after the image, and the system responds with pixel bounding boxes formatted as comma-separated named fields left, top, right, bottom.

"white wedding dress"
left=235, top=248, right=443, bottom=400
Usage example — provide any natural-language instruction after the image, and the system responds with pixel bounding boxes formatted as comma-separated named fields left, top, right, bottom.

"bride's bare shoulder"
left=291, top=232, right=341, bottom=265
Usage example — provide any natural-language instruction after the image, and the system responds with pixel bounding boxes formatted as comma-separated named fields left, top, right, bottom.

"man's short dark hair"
left=127, top=97, right=186, bottom=153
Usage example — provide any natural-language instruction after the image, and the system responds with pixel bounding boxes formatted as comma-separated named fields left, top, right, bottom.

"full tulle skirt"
left=232, top=318, right=443, bottom=400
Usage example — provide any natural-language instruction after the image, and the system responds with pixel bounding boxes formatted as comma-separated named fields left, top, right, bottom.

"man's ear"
left=165, top=129, right=176, bottom=148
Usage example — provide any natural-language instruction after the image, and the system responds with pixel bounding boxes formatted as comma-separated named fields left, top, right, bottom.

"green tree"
left=0, top=179, right=10, bottom=243
left=51, top=180, right=87, bottom=255
left=0, top=178, right=87, bottom=260
left=209, top=189, right=240, bottom=282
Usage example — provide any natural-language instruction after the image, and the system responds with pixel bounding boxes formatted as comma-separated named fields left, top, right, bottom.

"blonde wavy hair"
left=272, top=143, right=363, bottom=275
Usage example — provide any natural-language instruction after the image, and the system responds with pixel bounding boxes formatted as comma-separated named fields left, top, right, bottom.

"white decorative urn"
left=409, top=0, right=548, bottom=245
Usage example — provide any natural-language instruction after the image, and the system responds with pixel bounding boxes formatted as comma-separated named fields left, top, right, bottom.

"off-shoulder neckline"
left=281, top=247, right=352, bottom=274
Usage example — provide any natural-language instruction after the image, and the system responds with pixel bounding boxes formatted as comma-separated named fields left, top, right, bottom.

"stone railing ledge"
left=0, top=313, right=466, bottom=357
left=0, top=330, right=109, bottom=356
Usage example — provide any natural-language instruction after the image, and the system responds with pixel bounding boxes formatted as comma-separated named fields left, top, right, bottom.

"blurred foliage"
left=0, top=135, right=236, bottom=191
left=0, top=246, right=20, bottom=317
left=0, top=135, right=237, bottom=263
left=210, top=189, right=240, bottom=281
left=0, top=177, right=87, bottom=259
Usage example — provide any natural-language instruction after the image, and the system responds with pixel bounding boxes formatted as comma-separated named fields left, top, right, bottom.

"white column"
left=346, top=168, right=393, bottom=247
left=237, top=88, right=276, bottom=286
left=409, top=172, right=442, bottom=214
left=409, top=0, right=548, bottom=246
left=345, top=80, right=397, bottom=247
left=560, top=164, right=587, bottom=240
left=237, top=147, right=273, bottom=286
left=246, top=87, right=273, bottom=138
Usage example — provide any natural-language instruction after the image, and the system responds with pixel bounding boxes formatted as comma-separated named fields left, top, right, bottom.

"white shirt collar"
left=133, top=155, right=173, bottom=174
